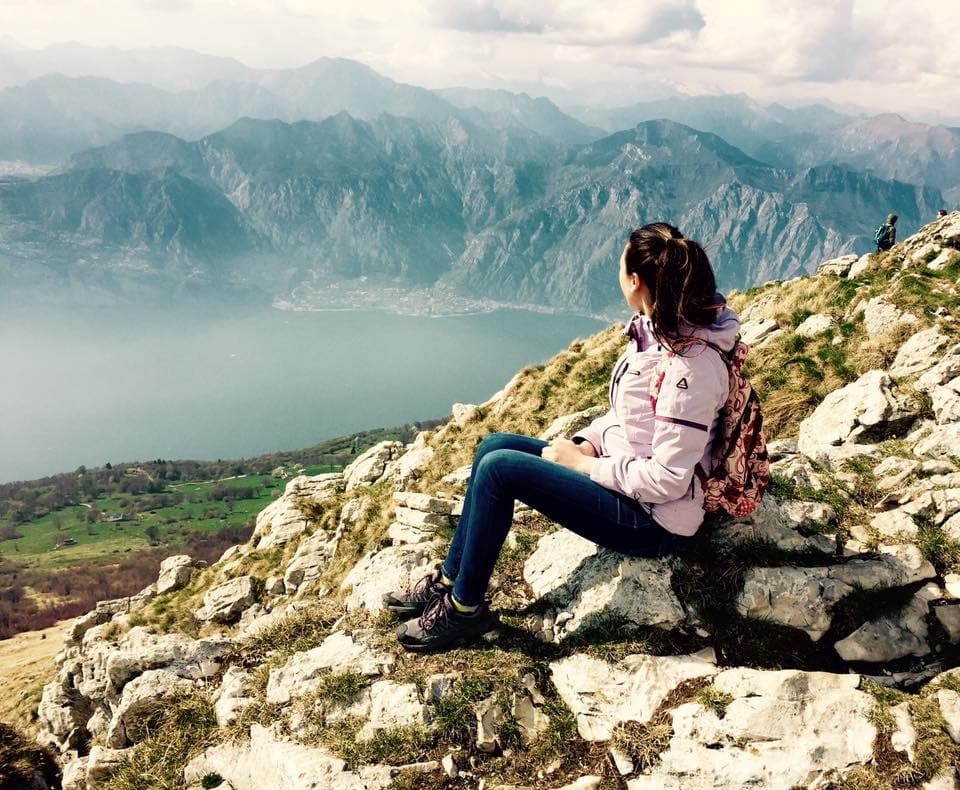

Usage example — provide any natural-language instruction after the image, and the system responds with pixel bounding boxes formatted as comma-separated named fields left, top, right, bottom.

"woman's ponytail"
left=624, top=223, right=719, bottom=349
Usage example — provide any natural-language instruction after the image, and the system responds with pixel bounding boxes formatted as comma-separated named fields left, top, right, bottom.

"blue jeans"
left=441, top=432, right=690, bottom=606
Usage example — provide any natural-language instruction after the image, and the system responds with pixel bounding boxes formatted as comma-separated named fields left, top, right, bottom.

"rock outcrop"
left=33, top=214, right=960, bottom=788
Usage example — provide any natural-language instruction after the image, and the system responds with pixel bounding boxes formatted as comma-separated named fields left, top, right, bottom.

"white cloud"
left=0, top=0, right=957, bottom=119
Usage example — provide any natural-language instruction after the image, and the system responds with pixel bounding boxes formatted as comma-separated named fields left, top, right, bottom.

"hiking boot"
left=396, top=592, right=498, bottom=653
left=382, top=571, right=449, bottom=618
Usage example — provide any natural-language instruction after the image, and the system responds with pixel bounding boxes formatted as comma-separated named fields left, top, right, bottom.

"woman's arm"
left=590, top=352, right=727, bottom=502
left=542, top=438, right=596, bottom=474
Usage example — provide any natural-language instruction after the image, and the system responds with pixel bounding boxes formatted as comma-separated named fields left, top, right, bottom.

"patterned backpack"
left=649, top=340, right=770, bottom=517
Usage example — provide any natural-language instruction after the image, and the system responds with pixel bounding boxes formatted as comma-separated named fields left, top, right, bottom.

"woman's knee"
left=474, top=432, right=527, bottom=462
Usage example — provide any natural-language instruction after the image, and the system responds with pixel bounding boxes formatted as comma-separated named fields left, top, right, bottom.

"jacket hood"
left=685, top=303, right=741, bottom=352
left=626, top=294, right=742, bottom=353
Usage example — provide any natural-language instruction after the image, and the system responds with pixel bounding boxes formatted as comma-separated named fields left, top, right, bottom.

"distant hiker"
left=384, top=223, right=767, bottom=653
left=875, top=213, right=898, bottom=252
left=938, top=209, right=949, bottom=218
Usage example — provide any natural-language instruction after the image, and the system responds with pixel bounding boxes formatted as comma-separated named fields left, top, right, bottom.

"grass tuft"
left=695, top=686, right=734, bottom=718
left=102, top=693, right=218, bottom=790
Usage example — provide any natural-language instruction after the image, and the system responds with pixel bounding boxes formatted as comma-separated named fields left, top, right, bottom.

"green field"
left=1, top=466, right=337, bottom=571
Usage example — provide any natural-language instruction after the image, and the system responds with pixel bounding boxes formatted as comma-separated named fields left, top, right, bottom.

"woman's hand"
left=542, top=438, right=595, bottom=475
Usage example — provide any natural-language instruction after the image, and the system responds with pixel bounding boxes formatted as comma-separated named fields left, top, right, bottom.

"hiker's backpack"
left=649, top=340, right=770, bottom=518
left=875, top=223, right=892, bottom=250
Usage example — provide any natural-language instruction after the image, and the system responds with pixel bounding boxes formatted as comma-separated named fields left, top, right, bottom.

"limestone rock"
left=155, top=555, right=197, bottom=595
left=720, top=497, right=834, bottom=554
left=214, top=666, right=253, bottom=727
left=927, top=248, right=960, bottom=271
left=393, top=491, right=454, bottom=515
left=86, top=745, right=129, bottom=788
left=66, top=608, right=113, bottom=646
left=794, top=313, right=836, bottom=338
left=737, top=546, right=935, bottom=639
left=870, top=509, right=919, bottom=538
left=780, top=500, right=836, bottom=529
left=769, top=454, right=824, bottom=491
left=627, top=669, right=875, bottom=789
left=538, top=405, right=608, bottom=442
left=61, top=756, right=88, bottom=790
left=740, top=318, right=781, bottom=347
left=338, top=495, right=370, bottom=527
left=917, top=344, right=960, bottom=393
left=106, top=669, right=195, bottom=747
left=393, top=444, right=434, bottom=487
left=283, top=528, right=341, bottom=595
left=847, top=253, right=874, bottom=278
left=889, top=328, right=949, bottom=379
left=387, top=521, right=433, bottom=546
left=394, top=506, right=448, bottom=529
left=816, top=253, right=858, bottom=277
left=947, top=574, right=960, bottom=598
left=936, top=689, right=960, bottom=744
left=73, top=627, right=229, bottom=701
left=195, top=576, right=261, bottom=624
left=37, top=678, right=89, bottom=747
left=861, top=296, right=919, bottom=337
left=932, top=378, right=960, bottom=424
left=922, top=770, right=960, bottom=790
left=833, top=584, right=938, bottom=662
left=797, top=370, right=915, bottom=466
left=557, top=778, right=602, bottom=790
left=252, top=474, right=343, bottom=550
left=265, top=630, right=394, bottom=705
left=475, top=696, right=506, bottom=753
left=523, top=531, right=685, bottom=639
left=341, top=544, right=437, bottom=612
left=440, top=464, right=473, bottom=486
left=550, top=649, right=717, bottom=741
left=945, top=513, right=960, bottom=542
left=182, top=723, right=385, bottom=790
left=359, top=681, right=426, bottom=738
left=766, top=438, right=798, bottom=459
left=451, top=402, right=478, bottom=427
left=344, top=441, right=405, bottom=490
left=875, top=457, right=920, bottom=491
left=934, top=604, right=960, bottom=646
left=890, top=701, right=917, bottom=762
left=425, top=673, right=460, bottom=703
left=512, top=694, right=550, bottom=744
left=441, top=753, right=458, bottom=778
left=915, top=423, right=960, bottom=459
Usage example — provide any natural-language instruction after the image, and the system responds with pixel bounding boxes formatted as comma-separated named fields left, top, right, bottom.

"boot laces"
left=418, top=594, right=451, bottom=633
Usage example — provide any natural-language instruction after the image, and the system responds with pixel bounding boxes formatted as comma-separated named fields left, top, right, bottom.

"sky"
left=1, top=0, right=959, bottom=120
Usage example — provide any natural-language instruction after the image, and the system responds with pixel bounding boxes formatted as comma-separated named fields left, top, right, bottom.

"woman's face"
left=619, top=245, right=653, bottom=315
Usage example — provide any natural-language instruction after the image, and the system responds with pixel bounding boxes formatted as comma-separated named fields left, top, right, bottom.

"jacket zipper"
left=609, top=356, right=630, bottom=405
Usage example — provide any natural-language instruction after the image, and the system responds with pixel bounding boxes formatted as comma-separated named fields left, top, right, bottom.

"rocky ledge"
left=31, top=213, right=960, bottom=789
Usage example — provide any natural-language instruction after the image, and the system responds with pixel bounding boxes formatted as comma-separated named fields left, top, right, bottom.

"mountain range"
left=0, top=48, right=955, bottom=314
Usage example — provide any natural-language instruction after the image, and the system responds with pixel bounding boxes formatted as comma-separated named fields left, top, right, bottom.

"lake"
left=0, top=305, right=605, bottom=483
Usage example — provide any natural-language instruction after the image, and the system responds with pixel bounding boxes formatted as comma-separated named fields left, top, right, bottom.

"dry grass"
left=0, top=620, right=66, bottom=734
left=101, top=693, right=218, bottom=790
left=411, top=326, right=624, bottom=492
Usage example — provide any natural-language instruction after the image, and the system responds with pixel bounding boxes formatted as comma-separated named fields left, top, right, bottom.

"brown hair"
left=624, top=222, right=720, bottom=349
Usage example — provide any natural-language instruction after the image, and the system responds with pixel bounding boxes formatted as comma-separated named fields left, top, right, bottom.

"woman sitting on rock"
left=385, top=222, right=742, bottom=652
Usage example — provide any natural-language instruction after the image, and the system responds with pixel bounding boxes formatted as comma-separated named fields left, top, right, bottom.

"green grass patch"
left=917, top=524, right=960, bottom=573
left=102, top=693, right=217, bottom=790
left=695, top=686, right=734, bottom=718
left=5, top=473, right=288, bottom=571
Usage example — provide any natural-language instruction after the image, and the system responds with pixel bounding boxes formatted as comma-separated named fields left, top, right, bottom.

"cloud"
left=428, top=0, right=704, bottom=43
left=143, top=0, right=194, bottom=10
left=431, top=1, right=544, bottom=34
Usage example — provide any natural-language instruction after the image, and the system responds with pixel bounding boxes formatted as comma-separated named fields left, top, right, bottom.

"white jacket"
left=573, top=304, right=740, bottom=536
